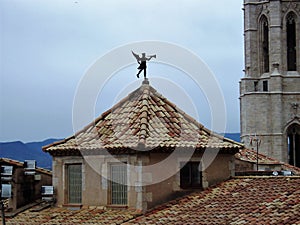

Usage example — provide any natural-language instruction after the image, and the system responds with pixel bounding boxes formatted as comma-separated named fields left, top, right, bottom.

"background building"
left=240, top=0, right=300, bottom=167
left=0, top=158, right=52, bottom=212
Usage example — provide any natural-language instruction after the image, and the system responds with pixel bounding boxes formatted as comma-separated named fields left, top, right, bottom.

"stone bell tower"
left=240, top=0, right=300, bottom=167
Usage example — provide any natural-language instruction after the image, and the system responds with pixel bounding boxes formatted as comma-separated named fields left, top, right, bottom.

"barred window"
left=110, top=164, right=127, bottom=205
left=67, top=164, right=82, bottom=204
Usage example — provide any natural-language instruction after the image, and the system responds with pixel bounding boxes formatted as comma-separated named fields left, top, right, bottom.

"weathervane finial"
left=132, top=51, right=156, bottom=79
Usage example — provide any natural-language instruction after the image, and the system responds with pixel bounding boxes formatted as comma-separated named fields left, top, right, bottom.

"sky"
left=0, top=0, right=244, bottom=142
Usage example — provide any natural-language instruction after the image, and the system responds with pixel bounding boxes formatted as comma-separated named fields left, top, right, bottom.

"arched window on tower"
left=287, top=124, right=300, bottom=167
left=260, top=16, right=269, bottom=73
left=286, top=12, right=297, bottom=71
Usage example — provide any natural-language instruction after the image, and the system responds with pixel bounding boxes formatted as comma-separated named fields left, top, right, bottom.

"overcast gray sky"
left=0, top=0, right=244, bottom=142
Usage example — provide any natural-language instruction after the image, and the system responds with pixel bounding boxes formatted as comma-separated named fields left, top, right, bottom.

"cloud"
left=0, top=0, right=244, bottom=141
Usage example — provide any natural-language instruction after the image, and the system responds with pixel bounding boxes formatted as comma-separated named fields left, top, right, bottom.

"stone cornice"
left=240, top=92, right=300, bottom=97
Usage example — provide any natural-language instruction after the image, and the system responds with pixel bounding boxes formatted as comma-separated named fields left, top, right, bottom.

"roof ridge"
left=234, top=176, right=300, bottom=179
left=138, top=79, right=151, bottom=146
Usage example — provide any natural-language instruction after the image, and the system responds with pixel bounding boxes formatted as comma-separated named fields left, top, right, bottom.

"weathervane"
left=132, top=51, right=156, bottom=79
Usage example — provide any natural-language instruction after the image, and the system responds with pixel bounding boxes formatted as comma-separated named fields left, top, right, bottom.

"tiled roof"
left=235, top=148, right=281, bottom=165
left=235, top=149, right=300, bottom=175
left=44, top=79, right=242, bottom=155
left=3, top=206, right=141, bottom=225
left=281, top=163, right=300, bottom=175
left=3, top=177, right=300, bottom=224
left=125, top=177, right=300, bottom=225
left=0, top=158, right=52, bottom=175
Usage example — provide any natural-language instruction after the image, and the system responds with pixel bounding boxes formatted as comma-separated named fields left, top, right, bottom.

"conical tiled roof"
left=43, top=79, right=242, bottom=155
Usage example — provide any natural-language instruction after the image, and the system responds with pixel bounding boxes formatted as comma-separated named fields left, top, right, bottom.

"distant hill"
left=224, top=133, right=240, bottom=142
left=0, top=139, right=60, bottom=170
left=0, top=133, right=241, bottom=170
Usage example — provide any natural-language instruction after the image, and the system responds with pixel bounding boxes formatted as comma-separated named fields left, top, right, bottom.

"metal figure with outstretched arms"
left=132, top=51, right=156, bottom=78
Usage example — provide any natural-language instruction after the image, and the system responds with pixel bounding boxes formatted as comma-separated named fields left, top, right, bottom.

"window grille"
left=110, top=164, right=127, bottom=205
left=67, top=164, right=82, bottom=204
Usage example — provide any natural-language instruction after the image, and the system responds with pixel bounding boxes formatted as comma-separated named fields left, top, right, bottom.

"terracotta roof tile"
left=125, top=177, right=300, bottom=225
left=43, top=80, right=242, bottom=155
left=2, top=207, right=141, bottom=225
left=235, top=148, right=300, bottom=175
left=3, top=177, right=300, bottom=224
left=235, top=148, right=281, bottom=164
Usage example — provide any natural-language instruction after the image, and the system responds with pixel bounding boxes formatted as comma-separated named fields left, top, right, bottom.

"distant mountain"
left=224, top=133, right=240, bottom=142
left=0, top=133, right=241, bottom=170
left=0, top=139, right=60, bottom=170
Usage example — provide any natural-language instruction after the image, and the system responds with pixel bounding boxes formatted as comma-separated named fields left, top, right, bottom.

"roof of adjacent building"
left=3, top=177, right=300, bottom=224
left=3, top=207, right=141, bottom=225
left=236, top=148, right=282, bottom=165
left=125, top=177, right=300, bottom=225
left=43, top=79, right=242, bottom=155
left=0, top=158, right=52, bottom=176
left=235, top=148, right=300, bottom=175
